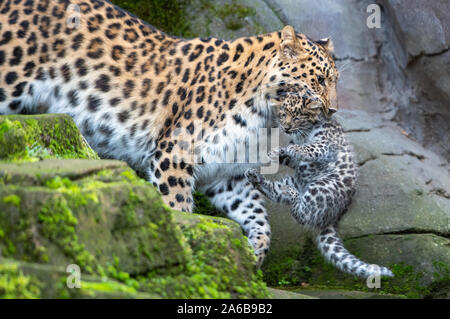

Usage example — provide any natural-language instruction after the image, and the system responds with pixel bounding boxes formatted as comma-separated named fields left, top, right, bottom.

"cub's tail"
left=316, top=225, right=394, bottom=278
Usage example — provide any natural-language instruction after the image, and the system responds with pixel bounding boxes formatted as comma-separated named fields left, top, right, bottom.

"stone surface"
left=0, top=159, right=129, bottom=185
left=0, top=159, right=190, bottom=275
left=264, top=0, right=378, bottom=60
left=335, top=60, right=385, bottom=113
left=336, top=110, right=450, bottom=238
left=407, top=51, right=450, bottom=111
left=148, top=212, right=267, bottom=298
left=345, top=234, right=450, bottom=286
left=267, top=287, right=316, bottom=299
left=393, top=51, right=450, bottom=159
left=184, top=0, right=283, bottom=40
left=378, top=1, right=450, bottom=160
left=384, top=0, right=450, bottom=59
left=290, top=288, right=405, bottom=299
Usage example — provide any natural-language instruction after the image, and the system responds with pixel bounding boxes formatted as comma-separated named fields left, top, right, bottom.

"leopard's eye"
left=317, top=75, right=325, bottom=86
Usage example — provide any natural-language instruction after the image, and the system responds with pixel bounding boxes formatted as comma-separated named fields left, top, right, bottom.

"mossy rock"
left=0, top=158, right=268, bottom=298
left=138, top=212, right=268, bottom=298
left=262, top=234, right=450, bottom=299
left=0, top=159, right=189, bottom=276
left=0, top=259, right=159, bottom=299
left=285, top=288, right=406, bottom=299
left=193, top=191, right=226, bottom=217
left=344, top=234, right=450, bottom=297
left=0, top=114, right=98, bottom=162
left=108, top=0, right=283, bottom=40
left=0, top=259, right=42, bottom=298
left=182, top=0, right=283, bottom=39
left=267, top=287, right=316, bottom=299
left=109, top=0, right=193, bottom=37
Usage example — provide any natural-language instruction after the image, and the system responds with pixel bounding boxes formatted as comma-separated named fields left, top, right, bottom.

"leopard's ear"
left=280, top=25, right=305, bottom=59
left=317, top=37, right=334, bottom=54
left=327, top=106, right=337, bottom=115
left=309, top=101, right=322, bottom=110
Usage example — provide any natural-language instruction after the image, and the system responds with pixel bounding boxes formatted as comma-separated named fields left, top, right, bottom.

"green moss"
left=38, top=196, right=96, bottom=273
left=110, top=0, right=193, bottom=37
left=0, top=259, right=163, bottom=299
left=215, top=2, right=256, bottom=30
left=195, top=0, right=256, bottom=32
left=97, top=256, right=140, bottom=289
left=26, top=170, right=184, bottom=276
left=262, top=237, right=449, bottom=298
left=0, top=263, right=41, bottom=299
left=0, top=115, right=98, bottom=162
left=0, top=176, right=267, bottom=298
left=262, top=245, right=309, bottom=287
left=232, top=238, right=242, bottom=248
left=120, top=170, right=142, bottom=183
left=3, top=195, right=20, bottom=208
left=425, top=261, right=450, bottom=298
left=0, top=119, right=28, bottom=160
left=81, top=281, right=136, bottom=294
left=193, top=191, right=226, bottom=217
left=140, top=213, right=268, bottom=299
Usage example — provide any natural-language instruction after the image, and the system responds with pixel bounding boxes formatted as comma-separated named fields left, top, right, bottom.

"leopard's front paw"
left=245, top=168, right=263, bottom=185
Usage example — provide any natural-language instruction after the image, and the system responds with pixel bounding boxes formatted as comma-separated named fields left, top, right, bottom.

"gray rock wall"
left=379, top=0, right=450, bottom=161
left=266, top=0, right=450, bottom=160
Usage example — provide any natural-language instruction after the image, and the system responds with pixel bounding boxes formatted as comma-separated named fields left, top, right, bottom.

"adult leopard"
left=0, top=0, right=338, bottom=265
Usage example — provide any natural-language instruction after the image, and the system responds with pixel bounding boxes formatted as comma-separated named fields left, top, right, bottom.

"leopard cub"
left=246, top=94, right=393, bottom=278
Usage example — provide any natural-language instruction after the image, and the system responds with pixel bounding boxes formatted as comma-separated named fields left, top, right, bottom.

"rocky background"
left=1, top=0, right=449, bottom=299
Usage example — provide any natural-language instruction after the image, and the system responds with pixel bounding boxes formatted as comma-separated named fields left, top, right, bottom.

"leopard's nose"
left=330, top=94, right=338, bottom=111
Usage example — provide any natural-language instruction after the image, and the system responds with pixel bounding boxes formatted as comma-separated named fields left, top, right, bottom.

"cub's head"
left=264, top=25, right=339, bottom=115
left=277, top=87, right=333, bottom=135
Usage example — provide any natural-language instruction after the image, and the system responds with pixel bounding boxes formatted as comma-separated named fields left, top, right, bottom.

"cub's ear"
left=317, top=37, right=334, bottom=54
left=280, top=25, right=305, bottom=59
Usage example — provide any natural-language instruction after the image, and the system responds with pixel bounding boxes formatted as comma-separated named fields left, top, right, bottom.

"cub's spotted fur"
left=246, top=94, right=393, bottom=277
left=0, top=0, right=338, bottom=265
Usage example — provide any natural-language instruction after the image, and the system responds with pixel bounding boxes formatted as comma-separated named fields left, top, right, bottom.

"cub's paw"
left=267, top=149, right=278, bottom=159
left=268, top=147, right=284, bottom=159
left=269, top=146, right=289, bottom=160
left=245, top=168, right=263, bottom=185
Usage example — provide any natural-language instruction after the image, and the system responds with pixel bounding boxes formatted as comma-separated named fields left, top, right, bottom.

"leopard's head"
left=263, top=25, right=339, bottom=116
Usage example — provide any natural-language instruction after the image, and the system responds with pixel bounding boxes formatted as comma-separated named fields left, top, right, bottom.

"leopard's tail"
left=316, top=225, right=394, bottom=278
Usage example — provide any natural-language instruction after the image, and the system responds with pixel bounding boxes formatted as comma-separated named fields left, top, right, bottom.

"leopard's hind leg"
left=145, top=147, right=196, bottom=213
left=198, top=175, right=271, bottom=267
